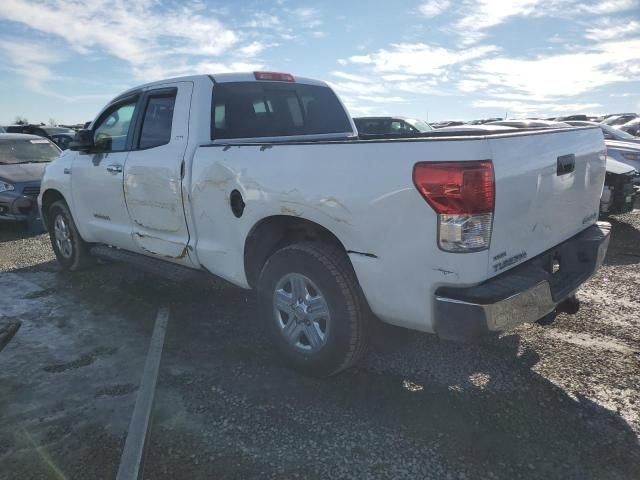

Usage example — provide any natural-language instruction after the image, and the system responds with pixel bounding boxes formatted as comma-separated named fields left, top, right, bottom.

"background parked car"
left=620, top=118, right=640, bottom=137
left=0, top=133, right=61, bottom=229
left=556, top=114, right=590, bottom=121
left=601, top=113, right=638, bottom=127
left=600, top=158, right=639, bottom=216
left=49, top=132, right=76, bottom=150
left=429, top=120, right=466, bottom=129
left=435, top=124, right=515, bottom=133
left=353, top=116, right=432, bottom=135
left=486, top=119, right=571, bottom=128
left=565, top=121, right=640, bottom=144
left=5, top=124, right=76, bottom=140
left=467, top=117, right=503, bottom=125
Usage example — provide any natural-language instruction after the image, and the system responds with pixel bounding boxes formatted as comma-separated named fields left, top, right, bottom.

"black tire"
left=47, top=200, right=94, bottom=271
left=257, top=242, right=368, bottom=376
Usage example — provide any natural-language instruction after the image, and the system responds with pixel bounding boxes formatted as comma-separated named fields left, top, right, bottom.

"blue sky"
left=1, top=0, right=639, bottom=124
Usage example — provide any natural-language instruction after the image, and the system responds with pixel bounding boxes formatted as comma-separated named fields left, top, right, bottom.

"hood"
left=606, top=157, right=637, bottom=175
left=606, top=140, right=640, bottom=151
left=0, top=162, right=47, bottom=183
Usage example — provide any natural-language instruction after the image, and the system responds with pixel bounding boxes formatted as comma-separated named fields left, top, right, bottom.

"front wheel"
left=257, top=242, right=368, bottom=376
left=47, top=200, right=94, bottom=271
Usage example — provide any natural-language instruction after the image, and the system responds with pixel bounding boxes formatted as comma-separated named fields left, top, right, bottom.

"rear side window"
left=138, top=92, right=176, bottom=149
left=212, top=82, right=352, bottom=139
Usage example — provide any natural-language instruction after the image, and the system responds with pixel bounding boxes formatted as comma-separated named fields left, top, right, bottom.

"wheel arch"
left=40, top=189, right=67, bottom=230
left=243, top=215, right=354, bottom=289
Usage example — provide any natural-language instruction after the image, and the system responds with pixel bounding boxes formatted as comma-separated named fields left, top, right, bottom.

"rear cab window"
left=212, top=82, right=353, bottom=140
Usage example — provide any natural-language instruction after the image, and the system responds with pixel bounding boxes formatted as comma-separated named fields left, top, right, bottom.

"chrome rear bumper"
left=434, top=222, right=611, bottom=341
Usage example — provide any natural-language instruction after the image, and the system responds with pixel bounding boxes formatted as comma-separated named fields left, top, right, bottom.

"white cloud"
left=356, top=95, right=406, bottom=103
left=580, top=0, right=640, bottom=13
left=0, top=0, right=241, bottom=82
left=471, top=99, right=602, bottom=116
left=0, top=39, right=61, bottom=93
left=292, top=7, right=323, bottom=28
left=452, top=0, right=640, bottom=45
left=330, top=71, right=374, bottom=83
left=131, top=60, right=265, bottom=82
left=345, top=43, right=498, bottom=75
left=418, top=0, right=451, bottom=17
left=585, top=19, right=640, bottom=41
left=0, top=38, right=118, bottom=102
left=327, top=80, right=387, bottom=96
left=238, top=41, right=269, bottom=57
left=454, top=0, right=540, bottom=44
left=244, top=14, right=281, bottom=29
left=380, top=74, right=419, bottom=81
left=465, top=38, right=640, bottom=99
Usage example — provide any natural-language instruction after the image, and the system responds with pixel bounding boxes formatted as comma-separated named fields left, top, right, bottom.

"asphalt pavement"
left=0, top=214, right=639, bottom=479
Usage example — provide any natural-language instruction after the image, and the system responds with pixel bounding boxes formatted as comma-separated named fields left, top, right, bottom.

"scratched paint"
left=133, top=232, right=189, bottom=259
left=125, top=167, right=183, bottom=232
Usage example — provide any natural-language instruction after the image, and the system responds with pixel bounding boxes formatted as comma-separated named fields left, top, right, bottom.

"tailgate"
left=487, top=127, right=606, bottom=277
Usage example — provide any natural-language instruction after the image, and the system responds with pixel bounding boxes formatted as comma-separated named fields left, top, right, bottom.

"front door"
left=123, top=82, right=193, bottom=262
left=71, top=96, right=139, bottom=250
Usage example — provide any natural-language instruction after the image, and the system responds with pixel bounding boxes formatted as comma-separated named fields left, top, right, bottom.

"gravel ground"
left=0, top=214, right=639, bottom=479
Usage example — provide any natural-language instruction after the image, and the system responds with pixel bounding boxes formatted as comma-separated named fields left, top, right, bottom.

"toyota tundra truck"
left=39, top=72, right=611, bottom=376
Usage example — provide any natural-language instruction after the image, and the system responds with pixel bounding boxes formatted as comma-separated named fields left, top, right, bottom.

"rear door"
left=487, top=127, right=606, bottom=276
left=123, top=82, right=193, bottom=263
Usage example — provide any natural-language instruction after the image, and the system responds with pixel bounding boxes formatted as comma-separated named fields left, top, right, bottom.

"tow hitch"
left=537, top=294, right=580, bottom=326
left=557, top=294, right=580, bottom=315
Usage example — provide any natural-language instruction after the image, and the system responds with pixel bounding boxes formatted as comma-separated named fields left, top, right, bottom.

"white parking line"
left=116, top=307, right=169, bottom=480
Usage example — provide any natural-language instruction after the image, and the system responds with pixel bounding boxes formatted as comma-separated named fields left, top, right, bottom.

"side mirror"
left=69, top=129, right=94, bottom=152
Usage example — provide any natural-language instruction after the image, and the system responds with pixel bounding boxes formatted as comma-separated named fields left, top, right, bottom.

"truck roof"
left=114, top=73, right=328, bottom=102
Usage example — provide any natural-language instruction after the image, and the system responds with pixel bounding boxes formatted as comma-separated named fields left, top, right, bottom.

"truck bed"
left=191, top=126, right=606, bottom=332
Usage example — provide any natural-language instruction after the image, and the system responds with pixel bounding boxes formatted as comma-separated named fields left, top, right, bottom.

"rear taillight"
left=413, top=160, right=495, bottom=252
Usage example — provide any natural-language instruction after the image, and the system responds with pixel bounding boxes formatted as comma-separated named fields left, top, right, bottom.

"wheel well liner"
left=244, top=215, right=350, bottom=288
left=40, top=189, right=66, bottom=229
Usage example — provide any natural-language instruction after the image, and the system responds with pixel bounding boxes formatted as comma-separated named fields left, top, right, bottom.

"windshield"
left=404, top=118, right=433, bottom=132
left=601, top=124, right=637, bottom=141
left=0, top=138, right=61, bottom=164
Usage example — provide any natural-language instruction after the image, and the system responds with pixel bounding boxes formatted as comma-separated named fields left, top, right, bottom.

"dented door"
left=123, top=82, right=193, bottom=261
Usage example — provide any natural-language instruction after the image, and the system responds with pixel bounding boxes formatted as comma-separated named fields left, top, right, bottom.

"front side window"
left=212, top=82, right=352, bottom=139
left=94, top=100, right=137, bottom=152
left=138, top=92, right=176, bottom=149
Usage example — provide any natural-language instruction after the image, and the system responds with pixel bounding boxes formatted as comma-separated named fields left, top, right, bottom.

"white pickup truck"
left=39, top=72, right=611, bottom=376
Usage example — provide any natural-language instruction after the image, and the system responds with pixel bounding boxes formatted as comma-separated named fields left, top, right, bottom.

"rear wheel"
left=257, top=242, right=368, bottom=376
left=48, top=200, right=94, bottom=271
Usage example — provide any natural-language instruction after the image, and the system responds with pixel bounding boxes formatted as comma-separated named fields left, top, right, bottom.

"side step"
left=90, top=245, right=204, bottom=282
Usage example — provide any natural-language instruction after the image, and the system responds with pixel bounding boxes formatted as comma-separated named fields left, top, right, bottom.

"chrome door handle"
left=106, top=164, right=123, bottom=174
